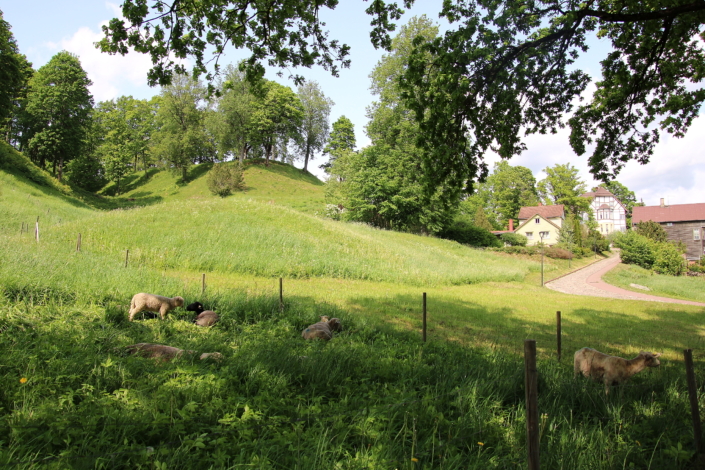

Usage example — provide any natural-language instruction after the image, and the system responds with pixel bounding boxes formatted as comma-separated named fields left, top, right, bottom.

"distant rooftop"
left=518, top=204, right=565, bottom=220
left=632, top=203, right=705, bottom=224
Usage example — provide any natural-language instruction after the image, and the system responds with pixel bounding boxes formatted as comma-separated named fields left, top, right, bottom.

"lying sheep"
left=124, top=343, right=223, bottom=362
left=128, top=293, right=184, bottom=321
left=302, top=316, right=342, bottom=340
left=186, top=301, right=220, bottom=327
left=574, top=347, right=661, bottom=395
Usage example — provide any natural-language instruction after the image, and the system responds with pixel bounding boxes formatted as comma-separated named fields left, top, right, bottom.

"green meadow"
left=1, top=148, right=705, bottom=469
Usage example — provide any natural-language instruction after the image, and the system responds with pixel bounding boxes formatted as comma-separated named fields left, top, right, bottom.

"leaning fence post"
left=124, top=249, right=129, bottom=268
left=556, top=311, right=562, bottom=362
left=422, top=292, right=427, bottom=342
left=279, top=277, right=283, bottom=312
left=524, top=339, right=540, bottom=470
left=684, top=349, right=703, bottom=455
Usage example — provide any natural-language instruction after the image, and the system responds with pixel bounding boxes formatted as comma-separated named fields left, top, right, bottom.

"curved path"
left=545, top=254, right=705, bottom=307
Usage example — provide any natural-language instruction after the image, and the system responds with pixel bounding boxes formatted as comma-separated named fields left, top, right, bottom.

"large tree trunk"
left=303, top=143, right=311, bottom=173
left=58, top=157, right=63, bottom=182
left=265, top=143, right=271, bottom=166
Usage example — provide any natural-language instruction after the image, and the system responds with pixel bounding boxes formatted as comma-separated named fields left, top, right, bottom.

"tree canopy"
left=99, top=1, right=705, bottom=191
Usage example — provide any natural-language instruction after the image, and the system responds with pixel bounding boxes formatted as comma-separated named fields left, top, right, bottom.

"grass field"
left=1, top=153, right=705, bottom=469
left=603, top=263, right=705, bottom=304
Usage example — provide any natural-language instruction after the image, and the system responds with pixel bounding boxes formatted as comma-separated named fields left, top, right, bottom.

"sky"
left=2, top=0, right=704, bottom=207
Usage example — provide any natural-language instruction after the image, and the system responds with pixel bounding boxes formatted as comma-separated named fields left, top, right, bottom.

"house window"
left=539, top=231, right=550, bottom=240
left=535, top=218, right=540, bottom=224
left=526, top=232, right=533, bottom=240
left=666, top=223, right=673, bottom=226
left=695, top=229, right=702, bottom=241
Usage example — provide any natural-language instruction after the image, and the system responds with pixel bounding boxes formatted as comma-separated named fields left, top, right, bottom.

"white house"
left=580, top=187, right=628, bottom=235
left=515, top=205, right=565, bottom=246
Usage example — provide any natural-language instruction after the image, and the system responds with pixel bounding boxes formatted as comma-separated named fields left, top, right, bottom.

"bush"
left=494, top=246, right=539, bottom=256
left=65, top=154, right=107, bottom=192
left=323, top=204, right=345, bottom=221
left=635, top=220, right=668, bottom=242
left=614, top=231, right=656, bottom=269
left=544, top=246, right=573, bottom=259
left=439, top=220, right=502, bottom=248
left=207, top=162, right=245, bottom=197
left=653, top=243, right=685, bottom=276
left=500, top=232, right=528, bottom=246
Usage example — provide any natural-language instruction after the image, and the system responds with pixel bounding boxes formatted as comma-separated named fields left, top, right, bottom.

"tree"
left=635, top=220, right=668, bottom=243
left=482, top=161, right=539, bottom=228
left=249, top=80, right=303, bottom=166
left=0, top=10, right=32, bottom=144
left=538, top=163, right=590, bottom=216
left=153, top=74, right=213, bottom=179
left=400, top=1, right=705, bottom=191
left=208, top=63, right=257, bottom=163
left=295, top=81, right=333, bottom=173
left=95, top=100, right=132, bottom=194
left=473, top=205, right=494, bottom=232
left=23, top=51, right=93, bottom=181
left=98, top=1, right=410, bottom=87
left=321, top=116, right=356, bottom=173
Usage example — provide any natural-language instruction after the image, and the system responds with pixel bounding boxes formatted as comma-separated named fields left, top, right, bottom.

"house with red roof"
left=580, top=187, right=628, bottom=235
left=632, top=199, right=705, bottom=260
left=514, top=204, right=565, bottom=246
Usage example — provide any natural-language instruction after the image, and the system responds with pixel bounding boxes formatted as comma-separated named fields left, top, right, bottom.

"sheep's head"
left=186, top=301, right=204, bottom=313
left=640, top=351, right=662, bottom=368
left=327, top=318, right=342, bottom=332
left=174, top=296, right=185, bottom=307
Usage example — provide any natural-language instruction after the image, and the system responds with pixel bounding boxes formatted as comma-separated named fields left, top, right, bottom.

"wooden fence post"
left=556, top=311, right=562, bottom=362
left=76, top=233, right=81, bottom=252
left=125, top=249, right=129, bottom=268
left=422, top=292, right=427, bottom=343
left=685, top=349, right=703, bottom=455
left=202, top=273, right=206, bottom=294
left=35, top=217, right=39, bottom=242
left=279, top=278, right=283, bottom=312
left=524, top=339, right=540, bottom=470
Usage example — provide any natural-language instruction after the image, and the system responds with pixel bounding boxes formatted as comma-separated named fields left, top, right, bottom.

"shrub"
left=544, top=246, right=573, bottom=259
left=207, top=162, right=245, bottom=197
left=635, top=220, right=668, bottom=243
left=323, top=204, right=345, bottom=221
left=615, top=231, right=656, bottom=269
left=65, top=154, right=107, bottom=192
left=653, top=243, right=685, bottom=276
left=500, top=232, right=527, bottom=246
left=439, top=219, right=502, bottom=248
left=494, top=246, right=539, bottom=256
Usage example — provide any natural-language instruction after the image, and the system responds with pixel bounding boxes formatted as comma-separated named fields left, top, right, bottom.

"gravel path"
left=545, top=253, right=705, bottom=307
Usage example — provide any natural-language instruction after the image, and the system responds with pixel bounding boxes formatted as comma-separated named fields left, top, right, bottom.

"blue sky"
left=3, top=1, right=704, bottom=206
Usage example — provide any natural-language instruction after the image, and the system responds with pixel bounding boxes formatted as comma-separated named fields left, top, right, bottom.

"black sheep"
left=186, top=301, right=220, bottom=327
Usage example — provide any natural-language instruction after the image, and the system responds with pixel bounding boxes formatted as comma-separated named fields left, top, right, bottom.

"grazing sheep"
left=574, top=347, right=661, bottom=395
left=302, top=316, right=342, bottom=340
left=124, top=343, right=223, bottom=362
left=128, top=293, right=184, bottom=321
left=186, top=301, right=220, bottom=327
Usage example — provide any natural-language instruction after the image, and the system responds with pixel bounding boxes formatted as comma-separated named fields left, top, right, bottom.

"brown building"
left=632, top=199, right=705, bottom=261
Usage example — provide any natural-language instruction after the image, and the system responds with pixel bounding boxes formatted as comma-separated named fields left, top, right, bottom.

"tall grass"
left=603, top=263, right=705, bottom=303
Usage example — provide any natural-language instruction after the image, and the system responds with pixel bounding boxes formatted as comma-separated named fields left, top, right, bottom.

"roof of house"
left=581, top=186, right=614, bottom=198
left=632, top=203, right=705, bottom=224
left=518, top=204, right=564, bottom=220
left=514, top=213, right=562, bottom=233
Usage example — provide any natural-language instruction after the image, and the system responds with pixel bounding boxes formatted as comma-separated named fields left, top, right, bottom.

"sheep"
left=124, top=343, right=223, bottom=362
left=186, top=301, right=220, bottom=327
left=128, top=293, right=184, bottom=321
left=574, top=347, right=661, bottom=395
left=302, top=316, right=342, bottom=340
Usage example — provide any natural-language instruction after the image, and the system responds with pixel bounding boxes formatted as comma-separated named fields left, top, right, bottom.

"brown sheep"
left=574, top=347, right=661, bottom=395
left=186, top=301, right=220, bottom=327
left=124, top=343, right=223, bottom=362
left=302, top=316, right=342, bottom=340
left=128, top=293, right=184, bottom=321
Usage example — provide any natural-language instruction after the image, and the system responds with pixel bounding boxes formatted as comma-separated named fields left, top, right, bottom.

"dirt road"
left=545, top=254, right=705, bottom=307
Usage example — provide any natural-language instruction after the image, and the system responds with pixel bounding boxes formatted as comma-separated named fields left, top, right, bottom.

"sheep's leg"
left=128, top=307, right=139, bottom=322
left=160, top=306, right=168, bottom=320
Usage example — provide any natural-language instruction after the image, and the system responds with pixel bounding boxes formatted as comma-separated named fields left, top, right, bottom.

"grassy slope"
left=2, top=152, right=705, bottom=468
left=602, top=263, right=705, bottom=303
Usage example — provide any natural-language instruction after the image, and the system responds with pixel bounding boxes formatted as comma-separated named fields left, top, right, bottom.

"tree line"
left=0, top=10, right=337, bottom=195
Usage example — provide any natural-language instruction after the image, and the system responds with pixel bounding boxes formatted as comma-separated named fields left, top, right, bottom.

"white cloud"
left=52, top=25, right=156, bottom=102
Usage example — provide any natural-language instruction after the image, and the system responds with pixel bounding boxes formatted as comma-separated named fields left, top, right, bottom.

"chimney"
left=660, top=198, right=665, bottom=207
left=509, top=219, right=514, bottom=232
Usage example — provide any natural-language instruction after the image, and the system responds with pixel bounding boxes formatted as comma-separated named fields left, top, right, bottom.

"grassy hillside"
left=2, top=149, right=705, bottom=469
left=101, top=160, right=327, bottom=215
